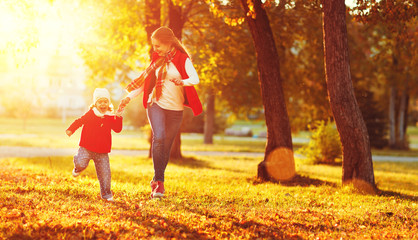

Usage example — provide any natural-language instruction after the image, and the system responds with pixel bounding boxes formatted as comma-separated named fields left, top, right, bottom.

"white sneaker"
left=72, top=169, right=80, bottom=177
left=105, top=197, right=114, bottom=202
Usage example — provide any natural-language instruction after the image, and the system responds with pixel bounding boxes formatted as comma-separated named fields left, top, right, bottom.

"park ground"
left=0, top=117, right=417, bottom=239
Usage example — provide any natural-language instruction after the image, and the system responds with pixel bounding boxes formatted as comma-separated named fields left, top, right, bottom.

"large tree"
left=353, top=0, right=417, bottom=149
left=322, top=0, right=375, bottom=188
left=268, top=0, right=331, bottom=131
left=178, top=0, right=261, bottom=144
left=239, top=0, right=295, bottom=181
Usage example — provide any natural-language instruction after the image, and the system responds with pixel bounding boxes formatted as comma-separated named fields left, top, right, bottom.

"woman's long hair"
left=151, top=27, right=190, bottom=58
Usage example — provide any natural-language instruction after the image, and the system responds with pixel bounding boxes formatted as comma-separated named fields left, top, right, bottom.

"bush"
left=299, top=120, right=342, bottom=164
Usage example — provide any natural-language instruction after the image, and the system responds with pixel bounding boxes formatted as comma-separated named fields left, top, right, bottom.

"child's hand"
left=117, top=97, right=130, bottom=112
left=66, top=130, right=73, bottom=137
left=115, top=111, right=123, bottom=117
left=116, top=97, right=130, bottom=116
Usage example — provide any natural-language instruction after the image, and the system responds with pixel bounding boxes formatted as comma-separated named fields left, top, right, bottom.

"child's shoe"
left=72, top=168, right=81, bottom=177
left=152, top=181, right=165, bottom=199
left=105, top=196, right=114, bottom=202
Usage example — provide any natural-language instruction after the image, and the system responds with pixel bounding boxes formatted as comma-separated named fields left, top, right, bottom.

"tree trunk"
left=389, top=85, right=397, bottom=148
left=170, top=133, right=182, bottom=159
left=168, top=0, right=185, bottom=39
left=322, top=0, right=375, bottom=189
left=240, top=0, right=295, bottom=181
left=397, top=80, right=409, bottom=149
left=148, top=130, right=152, bottom=158
left=145, top=0, right=161, bottom=49
left=204, top=91, right=215, bottom=144
left=168, top=0, right=187, bottom=159
left=145, top=0, right=161, bottom=157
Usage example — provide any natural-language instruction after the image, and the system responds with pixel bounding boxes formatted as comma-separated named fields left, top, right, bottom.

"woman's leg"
left=147, top=103, right=183, bottom=182
left=162, top=108, right=183, bottom=176
left=147, top=103, right=166, bottom=182
left=92, top=153, right=113, bottom=200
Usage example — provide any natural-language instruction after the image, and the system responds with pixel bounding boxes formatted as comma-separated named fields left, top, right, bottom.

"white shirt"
left=127, top=58, right=199, bottom=111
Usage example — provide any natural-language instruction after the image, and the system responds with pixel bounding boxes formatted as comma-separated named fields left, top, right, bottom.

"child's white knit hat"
left=93, top=88, right=111, bottom=104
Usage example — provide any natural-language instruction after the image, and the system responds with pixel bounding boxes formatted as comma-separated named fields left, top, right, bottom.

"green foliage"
left=268, top=0, right=331, bottom=131
left=185, top=3, right=262, bottom=116
left=78, top=0, right=150, bottom=88
left=299, top=120, right=342, bottom=164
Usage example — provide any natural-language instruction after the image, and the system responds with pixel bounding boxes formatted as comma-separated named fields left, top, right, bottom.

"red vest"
left=142, top=51, right=203, bottom=116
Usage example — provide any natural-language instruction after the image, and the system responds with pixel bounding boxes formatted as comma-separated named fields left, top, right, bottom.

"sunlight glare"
left=0, top=0, right=100, bottom=86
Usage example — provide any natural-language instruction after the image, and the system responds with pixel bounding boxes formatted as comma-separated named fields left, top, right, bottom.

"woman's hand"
left=121, top=97, right=131, bottom=106
left=66, top=130, right=73, bottom=137
left=169, top=78, right=184, bottom=86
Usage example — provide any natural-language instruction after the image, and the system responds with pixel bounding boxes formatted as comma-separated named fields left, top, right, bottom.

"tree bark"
left=168, top=0, right=188, bottom=159
left=145, top=0, right=161, bottom=49
left=389, top=85, right=397, bottom=147
left=168, top=0, right=185, bottom=39
left=240, top=0, right=294, bottom=181
left=204, top=90, right=215, bottom=144
left=170, top=133, right=182, bottom=159
left=322, top=0, right=375, bottom=188
left=145, top=0, right=161, bottom=157
left=397, top=81, right=409, bottom=149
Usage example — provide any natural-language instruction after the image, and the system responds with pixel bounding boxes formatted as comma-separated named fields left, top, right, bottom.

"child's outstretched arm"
left=66, top=111, right=89, bottom=136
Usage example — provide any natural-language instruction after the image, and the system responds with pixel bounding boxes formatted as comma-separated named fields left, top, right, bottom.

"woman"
left=118, top=26, right=202, bottom=199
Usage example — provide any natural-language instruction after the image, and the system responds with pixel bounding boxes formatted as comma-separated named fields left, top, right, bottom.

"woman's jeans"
left=147, top=103, right=183, bottom=182
left=73, top=147, right=113, bottom=199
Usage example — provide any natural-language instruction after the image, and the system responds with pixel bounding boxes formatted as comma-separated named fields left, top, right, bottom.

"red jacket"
left=143, top=51, right=203, bottom=116
left=67, top=109, right=123, bottom=153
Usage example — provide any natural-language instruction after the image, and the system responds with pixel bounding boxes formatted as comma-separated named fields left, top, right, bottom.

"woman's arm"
left=182, top=58, right=200, bottom=86
left=117, top=86, right=144, bottom=113
left=126, top=85, right=144, bottom=100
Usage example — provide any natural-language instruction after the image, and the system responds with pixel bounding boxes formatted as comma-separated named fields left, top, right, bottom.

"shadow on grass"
left=170, top=156, right=247, bottom=173
left=251, top=174, right=338, bottom=188
left=170, top=156, right=211, bottom=169
left=378, top=189, right=418, bottom=202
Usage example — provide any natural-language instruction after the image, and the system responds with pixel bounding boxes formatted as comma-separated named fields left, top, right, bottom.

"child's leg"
left=73, top=147, right=91, bottom=173
left=92, top=153, right=112, bottom=199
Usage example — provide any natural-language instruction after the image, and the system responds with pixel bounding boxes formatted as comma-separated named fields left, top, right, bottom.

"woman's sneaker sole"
left=72, top=169, right=80, bottom=177
left=152, top=192, right=164, bottom=198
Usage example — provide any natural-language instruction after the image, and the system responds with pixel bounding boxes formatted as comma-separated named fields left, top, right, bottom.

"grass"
left=1, top=117, right=417, bottom=156
left=1, top=154, right=417, bottom=239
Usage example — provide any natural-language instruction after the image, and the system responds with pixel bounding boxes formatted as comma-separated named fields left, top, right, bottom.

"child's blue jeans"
left=73, top=147, right=113, bottom=200
left=147, top=103, right=183, bottom=182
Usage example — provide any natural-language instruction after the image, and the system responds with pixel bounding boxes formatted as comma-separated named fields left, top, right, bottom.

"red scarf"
left=125, top=48, right=176, bottom=101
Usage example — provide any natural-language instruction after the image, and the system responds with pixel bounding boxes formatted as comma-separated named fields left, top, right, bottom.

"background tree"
left=346, top=13, right=390, bottom=149
left=268, top=0, right=331, bottom=131
left=186, top=1, right=260, bottom=143
left=354, top=0, right=417, bottom=149
left=239, top=0, right=295, bottom=181
left=322, top=0, right=375, bottom=189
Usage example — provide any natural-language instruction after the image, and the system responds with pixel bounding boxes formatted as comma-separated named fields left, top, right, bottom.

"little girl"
left=66, top=88, right=123, bottom=202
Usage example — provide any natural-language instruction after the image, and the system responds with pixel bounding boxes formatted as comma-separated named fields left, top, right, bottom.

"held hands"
left=169, top=78, right=184, bottom=86
left=117, top=97, right=131, bottom=115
